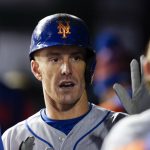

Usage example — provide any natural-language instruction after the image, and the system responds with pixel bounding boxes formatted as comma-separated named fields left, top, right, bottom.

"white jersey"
left=2, top=104, right=126, bottom=150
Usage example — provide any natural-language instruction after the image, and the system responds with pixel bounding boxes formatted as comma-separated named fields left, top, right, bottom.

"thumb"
left=113, top=83, right=133, bottom=114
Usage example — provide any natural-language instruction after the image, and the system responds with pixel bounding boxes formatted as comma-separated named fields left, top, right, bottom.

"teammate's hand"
left=113, top=55, right=150, bottom=114
left=19, top=136, right=35, bottom=150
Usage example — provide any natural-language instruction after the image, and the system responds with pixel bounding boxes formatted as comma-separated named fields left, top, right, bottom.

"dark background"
left=0, top=0, right=150, bottom=74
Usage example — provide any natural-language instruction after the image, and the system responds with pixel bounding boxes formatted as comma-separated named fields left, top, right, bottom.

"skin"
left=144, top=42, right=150, bottom=88
left=31, top=45, right=89, bottom=120
left=143, top=59, right=150, bottom=83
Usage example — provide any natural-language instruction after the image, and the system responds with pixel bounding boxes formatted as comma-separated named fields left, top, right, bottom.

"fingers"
left=130, top=59, right=141, bottom=95
left=19, top=137, right=35, bottom=150
left=25, top=137, right=35, bottom=145
left=113, top=83, right=131, bottom=101
left=140, top=55, right=145, bottom=79
left=113, top=83, right=133, bottom=114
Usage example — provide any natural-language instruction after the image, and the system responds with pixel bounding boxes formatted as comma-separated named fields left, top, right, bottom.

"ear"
left=31, top=60, right=42, bottom=81
left=143, top=60, right=150, bottom=81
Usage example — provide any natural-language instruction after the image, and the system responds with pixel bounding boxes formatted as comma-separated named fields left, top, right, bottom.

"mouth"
left=59, top=81, right=75, bottom=89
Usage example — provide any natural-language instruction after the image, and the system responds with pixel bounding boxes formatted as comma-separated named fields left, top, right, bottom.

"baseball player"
left=101, top=41, right=150, bottom=150
left=2, top=13, right=127, bottom=150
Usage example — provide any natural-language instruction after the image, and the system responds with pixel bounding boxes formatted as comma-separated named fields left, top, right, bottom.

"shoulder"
left=110, top=108, right=150, bottom=133
left=108, top=108, right=150, bottom=133
left=91, top=103, right=127, bottom=121
left=2, top=111, right=41, bottom=142
left=102, top=109, right=150, bottom=150
left=90, top=103, right=128, bottom=130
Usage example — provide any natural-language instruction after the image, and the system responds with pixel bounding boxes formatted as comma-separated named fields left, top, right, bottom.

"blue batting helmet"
left=29, top=13, right=95, bottom=60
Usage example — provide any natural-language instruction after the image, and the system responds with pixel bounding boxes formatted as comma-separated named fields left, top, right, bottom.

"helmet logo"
left=57, top=21, right=71, bottom=38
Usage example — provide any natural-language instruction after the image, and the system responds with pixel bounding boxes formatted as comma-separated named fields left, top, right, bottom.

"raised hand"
left=113, top=55, right=150, bottom=114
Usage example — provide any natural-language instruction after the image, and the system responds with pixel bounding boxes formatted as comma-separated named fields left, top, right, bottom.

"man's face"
left=32, top=46, right=86, bottom=106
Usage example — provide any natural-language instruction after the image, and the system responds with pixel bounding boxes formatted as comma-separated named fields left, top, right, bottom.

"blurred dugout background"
left=0, top=0, right=150, bottom=133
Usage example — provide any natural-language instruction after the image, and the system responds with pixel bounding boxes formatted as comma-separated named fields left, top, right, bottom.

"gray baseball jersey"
left=2, top=103, right=127, bottom=150
left=101, top=108, right=150, bottom=150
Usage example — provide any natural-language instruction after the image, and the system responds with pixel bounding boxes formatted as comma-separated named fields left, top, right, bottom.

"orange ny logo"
left=57, top=21, right=71, bottom=38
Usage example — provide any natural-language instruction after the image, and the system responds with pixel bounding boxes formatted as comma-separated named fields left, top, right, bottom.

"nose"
left=60, top=61, right=72, bottom=76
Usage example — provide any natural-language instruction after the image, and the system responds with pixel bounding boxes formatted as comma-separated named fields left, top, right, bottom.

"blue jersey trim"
left=41, top=103, right=92, bottom=135
left=73, top=111, right=111, bottom=150
left=25, top=119, right=54, bottom=148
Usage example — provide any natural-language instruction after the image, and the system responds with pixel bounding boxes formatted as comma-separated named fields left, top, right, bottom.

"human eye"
left=72, top=55, right=83, bottom=62
left=48, top=57, right=60, bottom=63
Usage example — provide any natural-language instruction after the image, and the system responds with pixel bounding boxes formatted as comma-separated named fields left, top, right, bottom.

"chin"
left=59, top=94, right=80, bottom=105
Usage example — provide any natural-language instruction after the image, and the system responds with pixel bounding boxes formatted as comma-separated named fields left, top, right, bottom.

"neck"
left=44, top=90, right=89, bottom=120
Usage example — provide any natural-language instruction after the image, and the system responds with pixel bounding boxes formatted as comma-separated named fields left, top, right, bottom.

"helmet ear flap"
left=85, top=55, right=96, bottom=84
left=85, top=55, right=96, bottom=88
left=85, top=55, right=98, bottom=104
